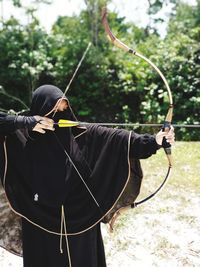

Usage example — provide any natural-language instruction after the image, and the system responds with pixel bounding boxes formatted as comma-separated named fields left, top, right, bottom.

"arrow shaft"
left=55, top=121, right=200, bottom=128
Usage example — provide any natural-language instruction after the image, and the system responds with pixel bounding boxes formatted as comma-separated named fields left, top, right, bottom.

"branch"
left=0, top=87, right=28, bottom=109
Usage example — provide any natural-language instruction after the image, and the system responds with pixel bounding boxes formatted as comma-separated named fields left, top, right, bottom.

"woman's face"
left=53, top=99, right=68, bottom=112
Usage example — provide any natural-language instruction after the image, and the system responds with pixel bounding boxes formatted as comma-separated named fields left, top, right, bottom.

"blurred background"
left=0, top=0, right=199, bottom=140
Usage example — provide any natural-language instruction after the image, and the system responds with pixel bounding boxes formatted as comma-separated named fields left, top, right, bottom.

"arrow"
left=55, top=120, right=200, bottom=128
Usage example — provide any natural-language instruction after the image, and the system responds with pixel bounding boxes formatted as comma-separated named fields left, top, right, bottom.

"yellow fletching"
left=58, top=119, right=79, bottom=127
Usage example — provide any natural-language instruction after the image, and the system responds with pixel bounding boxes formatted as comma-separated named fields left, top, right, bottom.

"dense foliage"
left=0, top=0, right=199, bottom=140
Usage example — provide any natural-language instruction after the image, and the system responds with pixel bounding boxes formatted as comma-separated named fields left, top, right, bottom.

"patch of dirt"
left=102, top=186, right=200, bottom=267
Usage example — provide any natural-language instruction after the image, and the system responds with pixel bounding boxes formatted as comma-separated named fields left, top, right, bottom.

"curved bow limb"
left=101, top=7, right=174, bottom=209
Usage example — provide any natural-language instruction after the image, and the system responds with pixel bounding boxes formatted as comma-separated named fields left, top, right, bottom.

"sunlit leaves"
left=0, top=0, right=199, bottom=140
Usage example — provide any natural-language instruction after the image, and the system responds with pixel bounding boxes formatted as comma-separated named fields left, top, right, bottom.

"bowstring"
left=52, top=42, right=92, bottom=118
left=51, top=41, right=103, bottom=211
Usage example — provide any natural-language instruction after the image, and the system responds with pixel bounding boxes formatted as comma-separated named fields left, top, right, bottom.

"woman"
left=0, top=85, right=174, bottom=267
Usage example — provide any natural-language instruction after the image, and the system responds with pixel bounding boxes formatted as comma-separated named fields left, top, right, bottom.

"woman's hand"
left=155, top=126, right=175, bottom=146
left=33, top=116, right=55, bottom=134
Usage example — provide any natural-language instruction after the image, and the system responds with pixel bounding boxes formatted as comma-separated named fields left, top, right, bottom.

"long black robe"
left=0, top=85, right=159, bottom=267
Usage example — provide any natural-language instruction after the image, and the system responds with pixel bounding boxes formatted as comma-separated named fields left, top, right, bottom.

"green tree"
left=0, top=0, right=199, bottom=140
left=0, top=1, right=54, bottom=110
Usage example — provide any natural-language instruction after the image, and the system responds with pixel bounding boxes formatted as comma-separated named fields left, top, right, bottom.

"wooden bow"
left=101, top=7, right=174, bottom=219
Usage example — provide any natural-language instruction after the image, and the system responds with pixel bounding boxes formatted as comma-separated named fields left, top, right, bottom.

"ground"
left=0, top=142, right=200, bottom=266
left=102, top=187, right=200, bottom=267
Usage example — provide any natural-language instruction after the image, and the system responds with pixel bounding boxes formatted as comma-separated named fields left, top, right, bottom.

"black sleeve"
left=0, top=113, right=37, bottom=135
left=130, top=132, right=161, bottom=159
left=0, top=112, right=16, bottom=134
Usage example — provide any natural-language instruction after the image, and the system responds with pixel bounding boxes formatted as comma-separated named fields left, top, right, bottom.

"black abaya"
left=0, top=85, right=160, bottom=267
left=22, top=219, right=106, bottom=267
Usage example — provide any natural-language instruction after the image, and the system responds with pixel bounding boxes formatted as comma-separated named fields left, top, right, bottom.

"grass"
left=140, top=141, right=200, bottom=197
